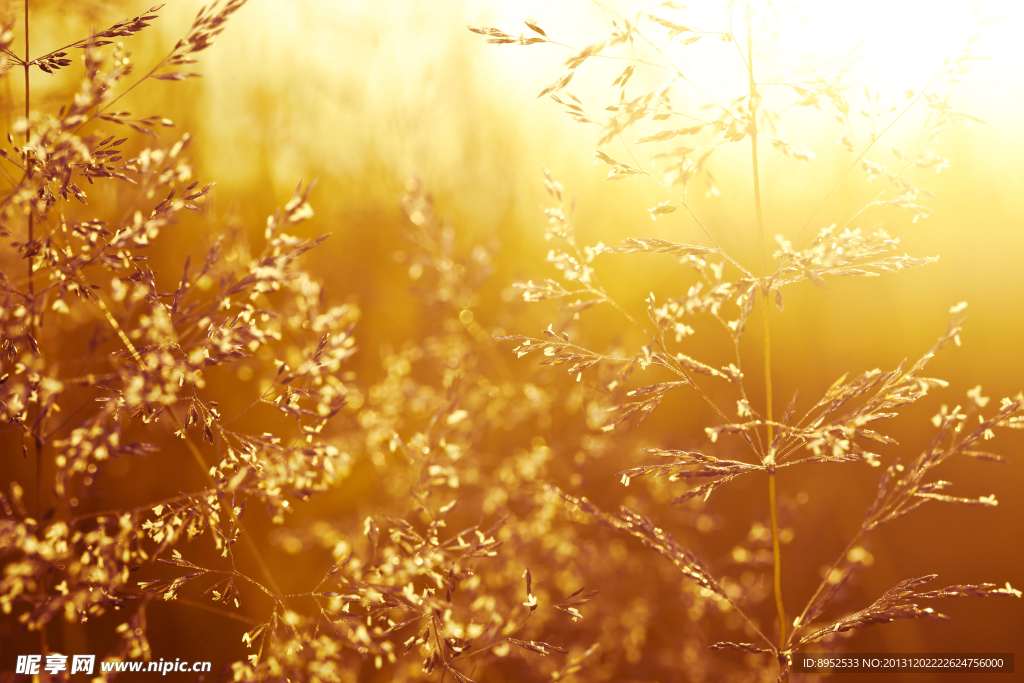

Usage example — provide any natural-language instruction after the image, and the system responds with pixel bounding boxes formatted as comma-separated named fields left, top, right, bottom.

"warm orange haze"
left=0, top=0, right=1022, bottom=681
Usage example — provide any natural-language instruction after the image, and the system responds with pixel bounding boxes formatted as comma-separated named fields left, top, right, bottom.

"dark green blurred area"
left=2, top=1, right=1022, bottom=680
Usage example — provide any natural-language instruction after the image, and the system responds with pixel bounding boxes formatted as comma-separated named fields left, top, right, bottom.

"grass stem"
left=747, top=25, right=786, bottom=652
left=23, top=0, right=32, bottom=301
left=24, top=2, right=47, bottom=667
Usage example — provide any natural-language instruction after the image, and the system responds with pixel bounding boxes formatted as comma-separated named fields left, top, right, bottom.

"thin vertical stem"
left=23, top=0, right=32, bottom=299
left=24, top=4, right=47, bottom=670
left=747, top=25, right=786, bottom=651
left=22, top=0, right=44, bottom=528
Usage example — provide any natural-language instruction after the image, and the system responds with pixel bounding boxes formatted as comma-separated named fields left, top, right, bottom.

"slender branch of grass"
left=787, top=531, right=862, bottom=648
left=431, top=616, right=450, bottom=683
left=591, top=0, right=731, bottom=116
left=546, top=37, right=676, bottom=77
left=89, top=291, right=144, bottom=365
left=792, top=15, right=975, bottom=245
left=614, top=131, right=754, bottom=280
left=221, top=385, right=277, bottom=426
left=638, top=107, right=718, bottom=126
left=174, top=597, right=261, bottom=626
left=597, top=284, right=734, bottom=426
left=718, top=312, right=766, bottom=456
left=1, top=45, right=21, bottom=63
left=68, top=492, right=195, bottom=524
left=747, top=28, right=786, bottom=652
left=555, top=186, right=737, bottom=425
left=54, top=185, right=146, bottom=373
left=192, top=567, right=277, bottom=601
left=71, top=54, right=172, bottom=137
left=42, top=393, right=95, bottom=441
left=834, top=123, right=938, bottom=231
left=449, top=608, right=536, bottom=663
left=591, top=274, right=733, bottom=424
left=170, top=413, right=288, bottom=605
left=0, top=153, right=17, bottom=186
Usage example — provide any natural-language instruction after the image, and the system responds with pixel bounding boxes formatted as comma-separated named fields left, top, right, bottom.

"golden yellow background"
left=3, top=0, right=1022, bottom=680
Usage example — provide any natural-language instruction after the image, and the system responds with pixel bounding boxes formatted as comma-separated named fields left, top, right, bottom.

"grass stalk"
left=22, top=0, right=31, bottom=300
left=23, top=0, right=42, bottom=522
left=747, top=27, right=786, bottom=651
left=23, top=2, right=48, bottom=668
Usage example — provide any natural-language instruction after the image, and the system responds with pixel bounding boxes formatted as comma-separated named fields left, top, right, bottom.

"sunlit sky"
left=117, top=0, right=1015, bottom=198
left=214, top=0, right=1022, bottom=104
left=476, top=0, right=1020, bottom=93
left=199, top=0, right=1022, bottom=161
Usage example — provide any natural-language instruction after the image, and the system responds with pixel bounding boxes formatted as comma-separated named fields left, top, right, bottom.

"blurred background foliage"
left=2, top=0, right=1022, bottom=680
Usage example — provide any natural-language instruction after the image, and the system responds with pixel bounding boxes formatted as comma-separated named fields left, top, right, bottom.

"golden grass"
left=1, top=1, right=1022, bottom=681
